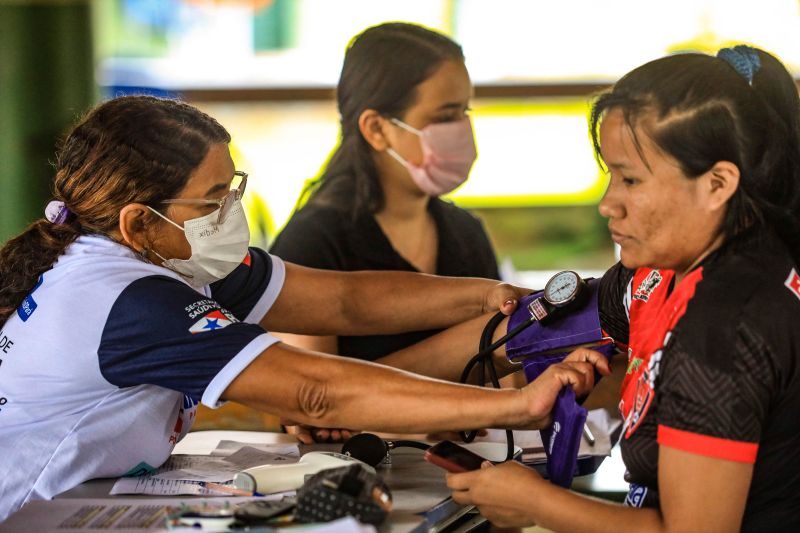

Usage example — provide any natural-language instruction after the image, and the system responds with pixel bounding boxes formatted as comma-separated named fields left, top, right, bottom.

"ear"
left=357, top=109, right=390, bottom=151
left=118, top=203, right=154, bottom=253
left=703, top=161, right=740, bottom=211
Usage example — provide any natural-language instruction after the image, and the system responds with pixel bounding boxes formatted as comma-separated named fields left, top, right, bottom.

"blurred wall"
left=0, top=0, right=96, bottom=244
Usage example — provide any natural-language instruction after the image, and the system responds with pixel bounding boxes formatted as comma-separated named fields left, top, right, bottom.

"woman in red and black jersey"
left=446, top=45, right=800, bottom=532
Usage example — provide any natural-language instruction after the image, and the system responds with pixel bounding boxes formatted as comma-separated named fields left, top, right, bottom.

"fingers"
left=500, top=297, right=518, bottom=315
left=285, top=424, right=353, bottom=444
left=445, top=469, right=483, bottom=492
left=554, top=361, right=596, bottom=396
left=565, top=347, right=612, bottom=376
left=310, top=428, right=353, bottom=443
left=541, top=360, right=594, bottom=391
left=524, top=361, right=597, bottom=420
left=284, top=425, right=315, bottom=445
left=486, top=282, right=527, bottom=315
left=313, top=428, right=331, bottom=442
left=450, top=489, right=474, bottom=505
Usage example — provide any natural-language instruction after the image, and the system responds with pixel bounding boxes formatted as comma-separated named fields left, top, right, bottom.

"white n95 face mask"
left=147, top=200, right=250, bottom=288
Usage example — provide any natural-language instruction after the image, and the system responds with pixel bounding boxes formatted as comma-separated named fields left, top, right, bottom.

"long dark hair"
left=0, top=95, right=230, bottom=328
left=300, top=22, right=464, bottom=215
left=590, top=47, right=800, bottom=265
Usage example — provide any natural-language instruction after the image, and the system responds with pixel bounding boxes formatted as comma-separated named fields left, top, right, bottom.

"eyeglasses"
left=161, top=171, right=248, bottom=225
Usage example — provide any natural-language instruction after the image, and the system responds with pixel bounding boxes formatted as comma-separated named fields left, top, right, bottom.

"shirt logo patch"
left=633, top=270, right=662, bottom=302
left=785, top=268, right=800, bottom=302
left=16, top=274, right=44, bottom=322
left=189, top=309, right=236, bottom=334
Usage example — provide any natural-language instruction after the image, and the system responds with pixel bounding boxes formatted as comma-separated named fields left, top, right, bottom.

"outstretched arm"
left=377, top=311, right=515, bottom=382
left=221, top=342, right=608, bottom=435
left=261, top=262, right=526, bottom=337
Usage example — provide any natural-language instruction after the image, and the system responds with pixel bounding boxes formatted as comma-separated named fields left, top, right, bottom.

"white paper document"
left=111, top=444, right=299, bottom=495
left=0, top=496, right=257, bottom=532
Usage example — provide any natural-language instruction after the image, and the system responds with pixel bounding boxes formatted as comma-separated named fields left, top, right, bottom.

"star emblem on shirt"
left=203, top=318, right=221, bottom=331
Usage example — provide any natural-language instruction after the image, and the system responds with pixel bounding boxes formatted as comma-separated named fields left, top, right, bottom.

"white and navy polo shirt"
left=0, top=235, right=284, bottom=519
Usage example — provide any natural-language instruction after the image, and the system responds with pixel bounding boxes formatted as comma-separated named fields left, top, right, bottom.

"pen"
left=582, top=424, right=596, bottom=446
left=199, top=481, right=265, bottom=497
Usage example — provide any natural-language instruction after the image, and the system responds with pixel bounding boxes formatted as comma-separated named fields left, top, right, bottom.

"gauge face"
left=543, top=271, right=580, bottom=306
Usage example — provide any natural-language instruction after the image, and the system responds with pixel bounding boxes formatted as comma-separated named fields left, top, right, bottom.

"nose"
left=598, top=179, right=624, bottom=220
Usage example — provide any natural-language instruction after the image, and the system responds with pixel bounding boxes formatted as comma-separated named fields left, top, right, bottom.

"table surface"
left=54, top=430, right=474, bottom=533
left=49, top=429, right=628, bottom=532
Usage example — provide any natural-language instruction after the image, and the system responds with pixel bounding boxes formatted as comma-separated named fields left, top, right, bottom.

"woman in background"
left=270, top=22, right=503, bottom=443
left=270, top=22, right=498, bottom=359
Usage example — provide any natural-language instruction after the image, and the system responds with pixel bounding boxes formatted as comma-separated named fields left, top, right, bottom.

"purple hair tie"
left=45, top=200, right=72, bottom=224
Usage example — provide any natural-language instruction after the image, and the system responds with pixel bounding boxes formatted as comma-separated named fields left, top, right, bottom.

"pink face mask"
left=386, top=117, right=477, bottom=196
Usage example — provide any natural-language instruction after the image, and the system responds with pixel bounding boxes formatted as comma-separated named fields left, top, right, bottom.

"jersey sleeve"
left=98, top=275, right=280, bottom=407
left=655, top=319, right=775, bottom=464
left=598, top=262, right=634, bottom=345
left=209, top=247, right=285, bottom=324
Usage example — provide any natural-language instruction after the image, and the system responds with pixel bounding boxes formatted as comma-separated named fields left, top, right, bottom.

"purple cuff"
left=521, top=342, right=617, bottom=383
left=504, top=278, right=613, bottom=487
left=506, top=278, right=604, bottom=361
left=540, top=387, right=587, bottom=487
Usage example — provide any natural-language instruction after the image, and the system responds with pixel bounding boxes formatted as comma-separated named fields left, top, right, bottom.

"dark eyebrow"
left=606, top=161, right=632, bottom=171
left=435, top=102, right=466, bottom=113
left=203, top=182, right=228, bottom=198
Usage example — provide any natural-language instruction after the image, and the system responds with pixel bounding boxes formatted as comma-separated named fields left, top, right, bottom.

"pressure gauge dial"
left=543, top=271, right=586, bottom=308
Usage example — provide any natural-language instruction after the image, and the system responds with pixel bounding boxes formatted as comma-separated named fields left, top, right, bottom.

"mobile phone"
left=423, top=440, right=488, bottom=473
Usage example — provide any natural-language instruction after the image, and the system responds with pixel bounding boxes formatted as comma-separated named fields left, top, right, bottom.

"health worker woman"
left=0, top=95, right=607, bottom=520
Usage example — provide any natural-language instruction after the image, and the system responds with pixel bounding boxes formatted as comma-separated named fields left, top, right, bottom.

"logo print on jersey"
left=624, top=348, right=663, bottom=439
left=633, top=270, right=662, bottom=302
left=625, top=484, right=648, bottom=508
left=188, top=309, right=237, bottom=334
left=785, top=268, right=800, bottom=302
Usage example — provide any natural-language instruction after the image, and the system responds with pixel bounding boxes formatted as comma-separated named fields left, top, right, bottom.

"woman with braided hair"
left=0, top=95, right=607, bottom=520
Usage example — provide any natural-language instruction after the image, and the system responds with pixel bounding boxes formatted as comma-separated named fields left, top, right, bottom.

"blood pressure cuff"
left=505, top=277, right=615, bottom=382
left=505, top=277, right=616, bottom=487
left=540, top=387, right=587, bottom=487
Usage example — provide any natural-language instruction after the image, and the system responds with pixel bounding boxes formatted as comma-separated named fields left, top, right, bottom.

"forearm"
left=263, top=263, right=511, bottom=336
left=524, top=481, right=664, bottom=533
left=378, top=312, right=515, bottom=382
left=339, top=271, right=499, bottom=333
left=222, top=342, right=535, bottom=433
